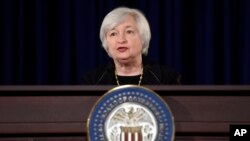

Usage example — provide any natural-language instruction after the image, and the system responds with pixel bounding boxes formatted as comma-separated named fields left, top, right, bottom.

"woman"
left=83, top=7, right=181, bottom=85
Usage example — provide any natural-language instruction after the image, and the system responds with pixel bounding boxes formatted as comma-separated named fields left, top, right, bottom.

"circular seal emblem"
left=87, top=85, right=175, bottom=141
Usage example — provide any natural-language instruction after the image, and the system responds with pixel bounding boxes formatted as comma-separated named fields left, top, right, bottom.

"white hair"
left=100, top=7, right=151, bottom=55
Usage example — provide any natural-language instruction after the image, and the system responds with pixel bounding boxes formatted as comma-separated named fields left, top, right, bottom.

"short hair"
left=100, top=7, right=151, bottom=56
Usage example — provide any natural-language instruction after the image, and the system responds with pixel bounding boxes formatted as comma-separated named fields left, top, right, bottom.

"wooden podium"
left=0, top=85, right=249, bottom=141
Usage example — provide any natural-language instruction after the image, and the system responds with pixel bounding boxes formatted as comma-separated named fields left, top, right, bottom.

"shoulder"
left=143, top=57, right=181, bottom=84
left=82, top=63, right=114, bottom=85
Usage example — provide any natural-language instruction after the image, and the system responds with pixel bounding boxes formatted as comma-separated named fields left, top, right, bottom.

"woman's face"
left=106, top=15, right=143, bottom=63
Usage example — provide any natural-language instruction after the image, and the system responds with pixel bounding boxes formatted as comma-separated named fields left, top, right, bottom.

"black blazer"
left=83, top=57, right=181, bottom=85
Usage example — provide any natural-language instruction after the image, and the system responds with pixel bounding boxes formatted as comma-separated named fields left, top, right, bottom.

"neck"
left=114, top=56, right=143, bottom=76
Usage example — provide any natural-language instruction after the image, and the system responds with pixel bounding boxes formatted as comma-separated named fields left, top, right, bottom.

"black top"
left=116, top=75, right=142, bottom=85
left=82, top=57, right=181, bottom=85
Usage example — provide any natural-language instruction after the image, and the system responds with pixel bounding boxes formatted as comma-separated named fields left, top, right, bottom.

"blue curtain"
left=1, top=0, right=249, bottom=85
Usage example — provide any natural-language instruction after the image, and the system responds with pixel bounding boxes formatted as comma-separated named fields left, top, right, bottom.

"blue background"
left=1, top=0, right=249, bottom=85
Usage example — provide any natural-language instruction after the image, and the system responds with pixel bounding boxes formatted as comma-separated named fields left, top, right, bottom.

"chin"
left=116, top=57, right=131, bottom=63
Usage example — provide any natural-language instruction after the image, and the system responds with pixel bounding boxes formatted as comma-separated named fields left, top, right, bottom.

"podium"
left=0, top=85, right=249, bottom=141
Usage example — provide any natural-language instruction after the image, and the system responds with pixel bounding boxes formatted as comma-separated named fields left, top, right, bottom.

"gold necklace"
left=115, top=68, right=143, bottom=86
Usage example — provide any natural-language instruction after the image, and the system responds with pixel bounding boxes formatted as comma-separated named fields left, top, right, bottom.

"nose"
left=118, top=33, right=127, bottom=43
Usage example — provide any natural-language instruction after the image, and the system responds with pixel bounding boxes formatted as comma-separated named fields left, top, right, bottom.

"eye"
left=126, top=30, right=134, bottom=34
left=109, top=32, right=117, bottom=37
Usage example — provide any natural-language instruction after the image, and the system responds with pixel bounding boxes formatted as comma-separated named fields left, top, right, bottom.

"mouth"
left=117, top=47, right=128, bottom=52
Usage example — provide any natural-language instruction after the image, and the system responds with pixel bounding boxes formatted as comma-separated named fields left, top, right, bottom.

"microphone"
left=96, top=70, right=108, bottom=84
left=144, top=66, right=162, bottom=84
left=95, top=64, right=113, bottom=84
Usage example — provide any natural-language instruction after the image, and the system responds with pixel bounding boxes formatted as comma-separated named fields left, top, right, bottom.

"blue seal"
left=87, top=85, right=175, bottom=141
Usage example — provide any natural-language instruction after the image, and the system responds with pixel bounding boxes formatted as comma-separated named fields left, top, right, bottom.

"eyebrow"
left=110, top=25, right=135, bottom=31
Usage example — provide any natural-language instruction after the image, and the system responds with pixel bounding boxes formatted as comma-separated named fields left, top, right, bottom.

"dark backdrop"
left=1, top=0, right=249, bottom=85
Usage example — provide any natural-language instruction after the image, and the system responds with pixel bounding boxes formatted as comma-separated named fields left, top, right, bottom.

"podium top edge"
left=0, top=85, right=249, bottom=91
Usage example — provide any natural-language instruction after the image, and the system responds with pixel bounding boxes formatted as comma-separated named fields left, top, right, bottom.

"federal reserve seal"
left=87, top=85, right=175, bottom=141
